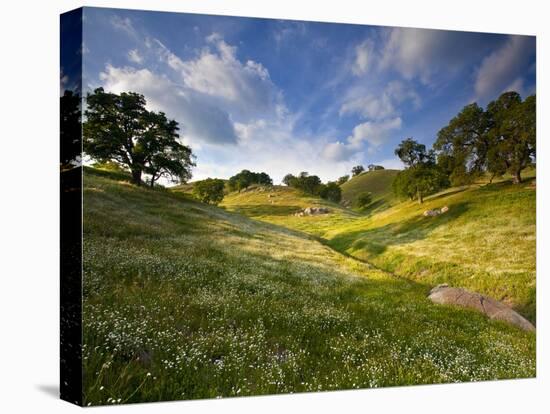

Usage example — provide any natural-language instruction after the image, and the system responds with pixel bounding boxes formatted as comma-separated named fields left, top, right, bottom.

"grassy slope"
left=221, top=185, right=360, bottom=236
left=340, top=169, right=400, bottom=212
left=83, top=169, right=534, bottom=405
left=221, top=175, right=536, bottom=323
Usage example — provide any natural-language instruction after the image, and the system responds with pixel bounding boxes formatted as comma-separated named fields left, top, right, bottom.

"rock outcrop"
left=428, top=284, right=535, bottom=332
left=423, top=206, right=449, bottom=217
left=294, top=207, right=330, bottom=217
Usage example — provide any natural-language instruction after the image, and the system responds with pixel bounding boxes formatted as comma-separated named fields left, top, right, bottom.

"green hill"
left=326, top=177, right=537, bottom=322
left=82, top=168, right=534, bottom=404
left=222, top=173, right=536, bottom=323
left=221, top=184, right=358, bottom=236
left=340, top=169, right=400, bottom=212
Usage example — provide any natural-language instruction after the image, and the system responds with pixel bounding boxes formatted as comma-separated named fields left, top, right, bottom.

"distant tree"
left=193, top=178, right=225, bottom=205
left=367, top=164, right=385, bottom=171
left=228, top=169, right=273, bottom=192
left=282, top=173, right=296, bottom=186
left=394, top=138, right=449, bottom=203
left=355, top=192, right=372, bottom=208
left=319, top=182, right=342, bottom=203
left=337, top=175, right=350, bottom=185
left=83, top=88, right=195, bottom=186
left=486, top=92, right=536, bottom=183
left=395, top=138, right=434, bottom=168
left=393, top=164, right=449, bottom=204
left=351, top=165, right=365, bottom=176
left=300, top=175, right=322, bottom=194
left=284, top=172, right=322, bottom=195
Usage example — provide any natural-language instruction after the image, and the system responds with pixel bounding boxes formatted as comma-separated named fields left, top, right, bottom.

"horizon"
left=69, top=7, right=535, bottom=184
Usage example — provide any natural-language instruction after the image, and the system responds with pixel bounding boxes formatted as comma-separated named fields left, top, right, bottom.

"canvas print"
left=60, top=7, right=536, bottom=406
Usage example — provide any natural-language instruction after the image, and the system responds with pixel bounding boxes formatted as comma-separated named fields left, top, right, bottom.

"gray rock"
left=428, top=285, right=535, bottom=332
left=423, top=209, right=441, bottom=217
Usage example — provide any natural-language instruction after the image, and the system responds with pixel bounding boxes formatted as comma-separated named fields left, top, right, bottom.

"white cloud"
left=321, top=141, right=357, bottom=162
left=110, top=15, right=137, bottom=38
left=347, top=117, right=402, bottom=148
left=99, top=65, right=237, bottom=145
left=158, top=33, right=283, bottom=121
left=474, top=36, right=535, bottom=101
left=379, top=27, right=490, bottom=85
left=352, top=40, right=374, bottom=76
left=322, top=117, right=402, bottom=162
left=340, top=81, right=419, bottom=120
left=127, top=49, right=143, bottom=64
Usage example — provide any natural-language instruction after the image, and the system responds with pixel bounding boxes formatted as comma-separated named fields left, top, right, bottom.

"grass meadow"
left=82, top=168, right=535, bottom=405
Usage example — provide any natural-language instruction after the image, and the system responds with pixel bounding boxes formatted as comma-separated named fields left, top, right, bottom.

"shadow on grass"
left=328, top=202, right=470, bottom=258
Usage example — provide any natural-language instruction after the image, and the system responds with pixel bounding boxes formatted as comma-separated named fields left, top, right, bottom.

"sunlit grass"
left=82, top=169, right=535, bottom=405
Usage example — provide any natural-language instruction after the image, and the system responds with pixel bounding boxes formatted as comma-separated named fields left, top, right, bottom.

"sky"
left=70, top=7, right=536, bottom=184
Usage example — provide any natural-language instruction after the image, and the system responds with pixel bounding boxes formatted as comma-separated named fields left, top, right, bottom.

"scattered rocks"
left=428, top=284, right=535, bottom=332
left=423, top=206, right=449, bottom=217
left=294, top=206, right=330, bottom=216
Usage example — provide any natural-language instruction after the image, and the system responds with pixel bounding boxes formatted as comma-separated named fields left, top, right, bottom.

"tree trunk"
left=417, top=188, right=423, bottom=204
left=131, top=169, right=142, bottom=186
left=512, top=170, right=522, bottom=184
left=150, top=178, right=155, bottom=188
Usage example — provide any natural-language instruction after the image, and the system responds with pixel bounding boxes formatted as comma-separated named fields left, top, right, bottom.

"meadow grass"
left=340, top=169, right=400, bottom=213
left=222, top=172, right=536, bottom=323
left=83, top=169, right=535, bottom=405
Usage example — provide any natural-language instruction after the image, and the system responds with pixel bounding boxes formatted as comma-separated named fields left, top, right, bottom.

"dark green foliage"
left=395, top=138, right=434, bottom=168
left=83, top=88, right=195, bottom=186
left=337, top=175, right=350, bottom=185
left=284, top=172, right=322, bottom=195
left=282, top=173, right=295, bottom=186
left=486, top=92, right=536, bottom=183
left=367, top=164, right=384, bottom=171
left=434, top=103, right=490, bottom=185
left=394, top=138, right=449, bottom=203
left=351, top=165, right=365, bottom=176
left=227, top=170, right=273, bottom=192
left=393, top=164, right=449, bottom=204
left=193, top=178, right=225, bottom=205
left=319, top=182, right=342, bottom=203
left=355, top=192, right=373, bottom=208
left=434, top=92, right=535, bottom=185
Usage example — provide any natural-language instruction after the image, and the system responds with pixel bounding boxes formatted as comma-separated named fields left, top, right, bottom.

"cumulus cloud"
left=474, top=35, right=535, bottom=102
left=157, top=33, right=284, bottom=121
left=99, top=65, right=238, bottom=145
left=322, top=117, right=402, bottom=161
left=347, top=117, right=402, bottom=147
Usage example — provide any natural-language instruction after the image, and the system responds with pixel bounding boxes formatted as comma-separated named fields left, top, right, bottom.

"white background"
left=0, top=0, right=548, bottom=412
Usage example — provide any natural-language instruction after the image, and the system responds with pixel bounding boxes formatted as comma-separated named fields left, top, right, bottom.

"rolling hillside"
left=220, top=173, right=536, bottom=323
left=340, top=169, right=400, bottom=212
left=82, top=168, right=534, bottom=404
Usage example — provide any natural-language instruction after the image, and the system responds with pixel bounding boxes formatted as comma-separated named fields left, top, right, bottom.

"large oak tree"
left=83, top=88, right=195, bottom=186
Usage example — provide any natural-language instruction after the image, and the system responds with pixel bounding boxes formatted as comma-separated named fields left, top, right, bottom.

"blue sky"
left=73, top=7, right=536, bottom=183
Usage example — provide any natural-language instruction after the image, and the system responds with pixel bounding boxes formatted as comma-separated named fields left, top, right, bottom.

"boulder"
left=428, top=285, right=535, bottom=332
left=294, top=206, right=330, bottom=216
left=423, top=206, right=449, bottom=217
left=423, top=209, right=441, bottom=217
